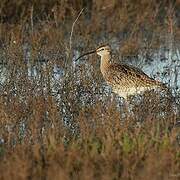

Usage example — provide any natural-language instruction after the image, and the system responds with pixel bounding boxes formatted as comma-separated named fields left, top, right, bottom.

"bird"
left=75, top=45, right=166, bottom=100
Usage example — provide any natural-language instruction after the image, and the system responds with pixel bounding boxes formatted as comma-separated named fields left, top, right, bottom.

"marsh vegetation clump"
left=0, top=0, right=179, bottom=179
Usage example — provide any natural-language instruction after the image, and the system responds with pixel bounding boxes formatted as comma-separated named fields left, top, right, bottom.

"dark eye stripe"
left=97, top=48, right=111, bottom=52
left=97, top=49, right=104, bottom=52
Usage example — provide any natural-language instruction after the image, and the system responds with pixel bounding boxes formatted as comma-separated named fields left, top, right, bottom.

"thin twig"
left=30, top=6, right=34, bottom=33
left=69, top=8, right=84, bottom=51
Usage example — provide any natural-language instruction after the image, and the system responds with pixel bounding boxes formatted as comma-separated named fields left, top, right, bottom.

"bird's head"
left=75, top=44, right=111, bottom=61
left=96, top=45, right=111, bottom=57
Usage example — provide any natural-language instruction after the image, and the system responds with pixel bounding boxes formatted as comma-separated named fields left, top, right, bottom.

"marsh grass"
left=0, top=0, right=179, bottom=179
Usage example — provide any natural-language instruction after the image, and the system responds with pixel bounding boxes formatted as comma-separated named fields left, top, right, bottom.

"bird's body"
left=76, top=45, right=166, bottom=99
left=101, top=63, right=164, bottom=99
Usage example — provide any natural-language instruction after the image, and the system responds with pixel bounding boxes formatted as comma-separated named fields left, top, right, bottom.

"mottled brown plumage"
left=76, top=45, right=166, bottom=99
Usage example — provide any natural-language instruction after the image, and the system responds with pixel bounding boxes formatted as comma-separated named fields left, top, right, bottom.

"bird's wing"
left=110, top=63, right=161, bottom=85
left=122, top=63, right=153, bottom=79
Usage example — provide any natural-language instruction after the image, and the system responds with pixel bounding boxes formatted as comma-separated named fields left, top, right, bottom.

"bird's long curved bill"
left=75, top=50, right=96, bottom=61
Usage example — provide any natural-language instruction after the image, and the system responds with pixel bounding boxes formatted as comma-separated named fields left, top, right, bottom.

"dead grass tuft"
left=0, top=0, right=179, bottom=179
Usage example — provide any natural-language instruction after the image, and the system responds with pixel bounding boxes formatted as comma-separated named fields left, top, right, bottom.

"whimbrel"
left=75, top=45, right=166, bottom=99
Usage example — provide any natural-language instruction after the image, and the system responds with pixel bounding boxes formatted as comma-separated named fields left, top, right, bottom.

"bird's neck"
left=100, top=54, right=111, bottom=74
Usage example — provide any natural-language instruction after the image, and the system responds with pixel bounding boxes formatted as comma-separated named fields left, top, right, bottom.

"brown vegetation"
left=0, top=0, right=179, bottom=179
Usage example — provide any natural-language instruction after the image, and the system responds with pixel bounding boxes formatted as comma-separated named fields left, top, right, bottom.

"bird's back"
left=102, top=63, right=165, bottom=98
